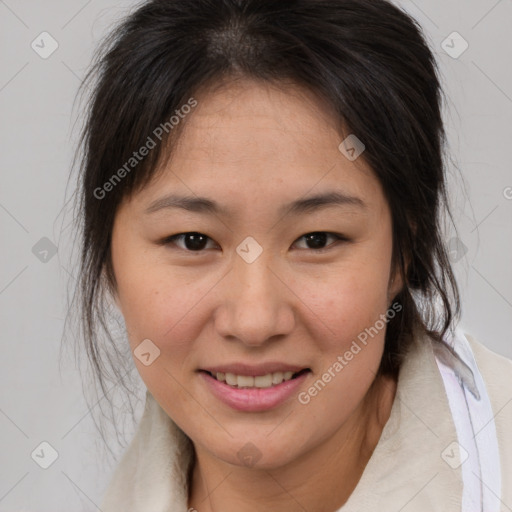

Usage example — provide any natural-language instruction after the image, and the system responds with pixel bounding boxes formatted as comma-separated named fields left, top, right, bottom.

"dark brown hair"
left=63, top=0, right=461, bottom=455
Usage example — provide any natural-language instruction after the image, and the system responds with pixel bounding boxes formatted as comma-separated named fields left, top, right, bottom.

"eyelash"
left=160, top=231, right=349, bottom=254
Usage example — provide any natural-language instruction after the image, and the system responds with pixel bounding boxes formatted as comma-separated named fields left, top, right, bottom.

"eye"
left=160, top=231, right=348, bottom=253
left=292, top=232, right=348, bottom=252
left=162, top=232, right=218, bottom=252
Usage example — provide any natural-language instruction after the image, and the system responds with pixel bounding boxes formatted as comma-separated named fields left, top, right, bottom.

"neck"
left=188, top=373, right=397, bottom=512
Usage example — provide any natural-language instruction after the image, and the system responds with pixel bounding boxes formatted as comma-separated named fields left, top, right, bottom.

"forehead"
left=173, top=78, right=348, bottom=166
left=128, top=78, right=385, bottom=215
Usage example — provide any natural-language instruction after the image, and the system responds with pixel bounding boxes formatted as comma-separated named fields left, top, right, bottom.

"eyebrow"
left=144, top=191, right=366, bottom=217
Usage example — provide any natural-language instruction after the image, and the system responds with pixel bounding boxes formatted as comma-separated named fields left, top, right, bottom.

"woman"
left=68, top=0, right=511, bottom=510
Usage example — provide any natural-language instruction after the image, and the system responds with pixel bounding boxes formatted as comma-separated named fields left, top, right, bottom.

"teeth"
left=215, top=370, right=298, bottom=388
left=255, top=374, right=273, bottom=387
left=272, top=371, right=284, bottom=384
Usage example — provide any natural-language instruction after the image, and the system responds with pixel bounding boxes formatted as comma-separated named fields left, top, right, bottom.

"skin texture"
left=111, top=78, right=403, bottom=512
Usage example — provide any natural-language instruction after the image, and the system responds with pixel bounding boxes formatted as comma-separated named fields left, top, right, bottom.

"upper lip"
left=200, top=362, right=310, bottom=377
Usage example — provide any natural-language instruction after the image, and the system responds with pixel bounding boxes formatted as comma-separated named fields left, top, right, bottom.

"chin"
left=202, top=430, right=311, bottom=471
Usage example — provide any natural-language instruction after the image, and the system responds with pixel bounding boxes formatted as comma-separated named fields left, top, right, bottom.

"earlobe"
left=388, top=264, right=405, bottom=304
left=388, top=244, right=411, bottom=303
left=388, top=277, right=401, bottom=305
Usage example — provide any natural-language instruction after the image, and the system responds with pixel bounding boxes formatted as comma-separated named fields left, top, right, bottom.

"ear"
left=387, top=270, right=403, bottom=304
left=387, top=251, right=409, bottom=304
left=388, top=220, right=415, bottom=304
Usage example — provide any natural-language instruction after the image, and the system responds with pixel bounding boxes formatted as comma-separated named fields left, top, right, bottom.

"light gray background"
left=0, top=0, right=511, bottom=510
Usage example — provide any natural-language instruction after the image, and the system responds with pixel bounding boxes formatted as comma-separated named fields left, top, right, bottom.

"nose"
left=213, top=252, right=296, bottom=347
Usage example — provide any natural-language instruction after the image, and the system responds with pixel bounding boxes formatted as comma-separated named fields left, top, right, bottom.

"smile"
left=205, top=369, right=310, bottom=389
left=199, top=366, right=312, bottom=412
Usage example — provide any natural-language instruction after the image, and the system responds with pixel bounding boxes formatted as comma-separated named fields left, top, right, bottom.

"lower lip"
left=199, top=371, right=310, bottom=412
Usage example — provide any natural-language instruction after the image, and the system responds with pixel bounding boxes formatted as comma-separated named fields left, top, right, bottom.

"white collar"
left=101, top=330, right=469, bottom=511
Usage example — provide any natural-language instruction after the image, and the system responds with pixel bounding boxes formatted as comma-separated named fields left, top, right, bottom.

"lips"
left=199, top=368, right=311, bottom=412
left=199, top=363, right=310, bottom=390
left=198, top=362, right=311, bottom=411
left=204, top=369, right=310, bottom=389
left=201, top=362, right=309, bottom=377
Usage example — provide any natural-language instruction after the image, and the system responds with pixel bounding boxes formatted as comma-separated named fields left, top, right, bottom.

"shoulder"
left=464, top=331, right=512, bottom=495
left=464, top=331, right=512, bottom=387
left=464, top=331, right=512, bottom=411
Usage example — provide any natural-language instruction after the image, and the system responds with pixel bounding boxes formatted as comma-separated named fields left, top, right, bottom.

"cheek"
left=116, top=266, right=200, bottom=342
left=291, top=259, right=392, bottom=432
left=114, top=252, right=222, bottom=374
left=113, top=265, right=208, bottom=404
left=301, top=250, right=393, bottom=350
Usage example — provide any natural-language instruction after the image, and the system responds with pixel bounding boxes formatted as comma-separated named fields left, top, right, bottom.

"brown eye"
left=293, top=232, right=347, bottom=252
left=163, top=232, right=217, bottom=251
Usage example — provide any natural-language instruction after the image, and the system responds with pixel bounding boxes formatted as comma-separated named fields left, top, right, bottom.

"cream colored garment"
left=100, top=331, right=512, bottom=511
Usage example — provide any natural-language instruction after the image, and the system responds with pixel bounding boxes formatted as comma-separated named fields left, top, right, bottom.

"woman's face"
left=111, top=78, right=402, bottom=469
